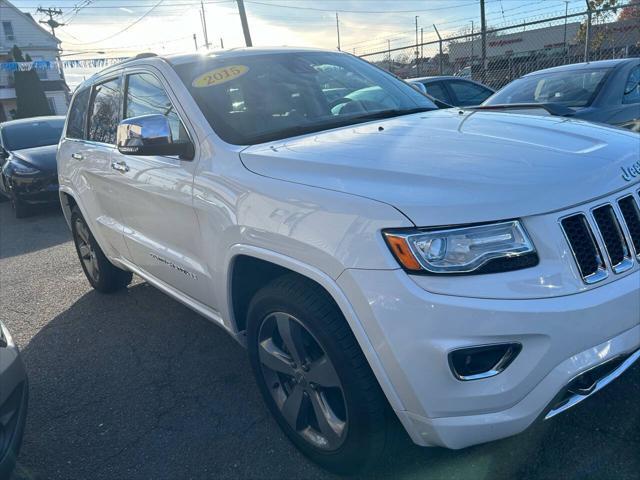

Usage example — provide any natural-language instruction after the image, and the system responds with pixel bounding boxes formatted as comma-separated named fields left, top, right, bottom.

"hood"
left=12, top=144, right=58, bottom=173
left=240, top=109, right=640, bottom=226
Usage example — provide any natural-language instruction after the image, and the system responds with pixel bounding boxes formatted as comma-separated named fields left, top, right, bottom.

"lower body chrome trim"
left=544, top=348, right=640, bottom=420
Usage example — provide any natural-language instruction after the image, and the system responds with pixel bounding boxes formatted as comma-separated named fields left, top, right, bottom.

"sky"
left=11, top=0, right=595, bottom=87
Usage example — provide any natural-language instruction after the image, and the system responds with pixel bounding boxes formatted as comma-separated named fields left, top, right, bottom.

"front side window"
left=485, top=68, right=610, bottom=108
left=88, top=77, right=121, bottom=144
left=449, top=81, right=493, bottom=106
left=623, top=66, right=640, bottom=105
left=173, top=52, right=436, bottom=145
left=67, top=88, right=91, bottom=139
left=1, top=118, right=65, bottom=151
left=124, top=72, right=189, bottom=143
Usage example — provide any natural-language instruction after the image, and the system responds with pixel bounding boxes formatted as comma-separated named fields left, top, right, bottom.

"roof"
left=0, top=0, right=61, bottom=45
left=78, top=46, right=346, bottom=89
left=165, top=46, right=336, bottom=66
left=523, top=58, right=639, bottom=76
left=0, top=116, right=66, bottom=127
left=406, top=76, right=462, bottom=82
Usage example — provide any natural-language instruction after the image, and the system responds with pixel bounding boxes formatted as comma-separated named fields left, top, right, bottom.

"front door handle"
left=71, top=152, right=83, bottom=160
left=111, top=160, right=130, bottom=173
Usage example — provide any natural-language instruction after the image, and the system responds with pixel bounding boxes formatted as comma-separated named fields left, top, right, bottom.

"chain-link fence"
left=358, top=3, right=640, bottom=89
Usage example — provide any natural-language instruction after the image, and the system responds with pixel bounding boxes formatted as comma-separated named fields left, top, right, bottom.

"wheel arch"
left=59, top=188, right=77, bottom=228
left=224, top=245, right=407, bottom=414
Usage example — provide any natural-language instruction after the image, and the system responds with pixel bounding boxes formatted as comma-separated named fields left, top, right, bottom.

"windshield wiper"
left=467, top=103, right=575, bottom=117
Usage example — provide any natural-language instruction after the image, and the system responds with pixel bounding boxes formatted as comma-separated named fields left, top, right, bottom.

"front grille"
left=561, top=191, right=640, bottom=284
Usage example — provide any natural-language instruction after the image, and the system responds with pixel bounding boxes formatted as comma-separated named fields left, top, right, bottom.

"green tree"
left=9, top=46, right=52, bottom=118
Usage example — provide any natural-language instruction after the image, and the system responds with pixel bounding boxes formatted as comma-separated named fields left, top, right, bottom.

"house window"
left=2, top=22, right=14, bottom=42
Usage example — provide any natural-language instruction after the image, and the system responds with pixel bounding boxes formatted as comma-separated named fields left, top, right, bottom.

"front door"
left=108, top=69, right=210, bottom=304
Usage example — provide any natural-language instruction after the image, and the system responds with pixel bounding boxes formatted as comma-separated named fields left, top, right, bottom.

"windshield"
left=484, top=68, right=611, bottom=108
left=2, top=118, right=65, bottom=151
left=173, top=51, right=437, bottom=145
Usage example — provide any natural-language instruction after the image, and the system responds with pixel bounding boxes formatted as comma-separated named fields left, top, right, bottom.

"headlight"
left=13, top=161, right=40, bottom=175
left=383, top=220, right=537, bottom=274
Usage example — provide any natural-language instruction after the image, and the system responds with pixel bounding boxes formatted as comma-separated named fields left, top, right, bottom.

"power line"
left=60, top=0, right=167, bottom=45
left=244, top=0, right=479, bottom=14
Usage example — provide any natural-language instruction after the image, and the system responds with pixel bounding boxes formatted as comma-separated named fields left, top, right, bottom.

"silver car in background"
left=0, top=322, right=28, bottom=477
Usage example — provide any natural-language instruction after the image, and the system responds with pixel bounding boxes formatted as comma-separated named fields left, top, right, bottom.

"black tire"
left=10, top=195, right=29, bottom=219
left=70, top=206, right=132, bottom=293
left=247, top=274, right=398, bottom=474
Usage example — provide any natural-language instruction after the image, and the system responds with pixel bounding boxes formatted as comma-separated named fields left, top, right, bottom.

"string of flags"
left=0, top=57, right=130, bottom=73
left=0, top=60, right=58, bottom=72
left=60, top=57, right=128, bottom=69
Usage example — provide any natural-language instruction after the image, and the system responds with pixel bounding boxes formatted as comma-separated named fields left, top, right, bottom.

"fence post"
left=433, top=24, right=443, bottom=75
left=584, top=3, right=592, bottom=62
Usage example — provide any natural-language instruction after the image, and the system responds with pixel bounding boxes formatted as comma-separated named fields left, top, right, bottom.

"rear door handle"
left=71, top=153, right=83, bottom=160
left=111, top=160, right=130, bottom=173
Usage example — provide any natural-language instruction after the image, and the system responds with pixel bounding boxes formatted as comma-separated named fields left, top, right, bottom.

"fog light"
left=449, top=343, right=521, bottom=381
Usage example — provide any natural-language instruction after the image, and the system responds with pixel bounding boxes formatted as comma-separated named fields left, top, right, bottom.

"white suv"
left=57, top=48, right=640, bottom=473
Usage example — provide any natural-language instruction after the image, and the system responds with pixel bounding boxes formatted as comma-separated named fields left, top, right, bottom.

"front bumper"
left=337, top=268, right=640, bottom=449
left=8, top=174, right=59, bottom=205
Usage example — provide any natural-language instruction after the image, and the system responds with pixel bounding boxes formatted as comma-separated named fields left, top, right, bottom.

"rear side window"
left=423, top=82, right=451, bottom=104
left=449, top=81, right=493, bottom=106
left=88, top=77, right=121, bottom=144
left=623, top=66, right=640, bottom=105
left=66, top=88, right=90, bottom=139
left=124, top=72, right=189, bottom=143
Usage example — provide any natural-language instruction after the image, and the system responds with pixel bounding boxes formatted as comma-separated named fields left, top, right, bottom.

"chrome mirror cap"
left=116, top=114, right=194, bottom=160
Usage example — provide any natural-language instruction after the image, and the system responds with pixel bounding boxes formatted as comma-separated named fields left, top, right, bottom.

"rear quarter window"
left=66, top=88, right=90, bottom=139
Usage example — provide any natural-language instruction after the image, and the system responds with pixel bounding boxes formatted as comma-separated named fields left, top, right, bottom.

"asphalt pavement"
left=0, top=201, right=639, bottom=480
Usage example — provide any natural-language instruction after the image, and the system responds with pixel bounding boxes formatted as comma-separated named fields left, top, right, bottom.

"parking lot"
left=0, top=201, right=639, bottom=480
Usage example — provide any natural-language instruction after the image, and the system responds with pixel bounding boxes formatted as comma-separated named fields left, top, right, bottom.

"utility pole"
left=433, top=24, right=443, bottom=76
left=37, top=7, right=64, bottom=37
left=200, top=1, right=210, bottom=49
left=415, top=16, right=419, bottom=75
left=480, top=0, right=487, bottom=83
left=220, top=37, right=225, bottom=49
left=387, top=39, right=391, bottom=71
left=563, top=1, right=569, bottom=58
left=336, top=13, right=341, bottom=51
left=193, top=33, right=198, bottom=51
left=420, top=27, right=423, bottom=60
left=471, top=20, right=475, bottom=73
left=237, top=0, right=253, bottom=47
left=584, top=0, right=592, bottom=62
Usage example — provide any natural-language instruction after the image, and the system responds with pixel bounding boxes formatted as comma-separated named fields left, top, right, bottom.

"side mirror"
left=410, top=82, right=428, bottom=95
left=116, top=114, right=194, bottom=160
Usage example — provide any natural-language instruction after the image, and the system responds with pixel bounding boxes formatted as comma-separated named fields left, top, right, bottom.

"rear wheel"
left=247, top=274, right=397, bottom=474
left=71, top=206, right=132, bottom=293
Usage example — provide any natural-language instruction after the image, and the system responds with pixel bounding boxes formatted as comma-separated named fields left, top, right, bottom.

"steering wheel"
left=329, top=96, right=354, bottom=109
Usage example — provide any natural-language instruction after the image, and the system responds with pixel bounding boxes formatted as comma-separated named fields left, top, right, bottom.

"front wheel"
left=247, top=274, right=397, bottom=474
left=70, top=206, right=132, bottom=293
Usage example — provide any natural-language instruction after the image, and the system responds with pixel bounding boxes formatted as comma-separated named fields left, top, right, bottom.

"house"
left=0, top=0, right=70, bottom=120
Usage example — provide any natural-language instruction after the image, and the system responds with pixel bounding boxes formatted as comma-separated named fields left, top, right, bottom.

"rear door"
left=108, top=68, right=209, bottom=303
left=58, top=77, right=130, bottom=257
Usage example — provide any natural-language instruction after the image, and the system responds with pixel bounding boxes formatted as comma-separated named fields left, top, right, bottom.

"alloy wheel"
left=257, top=312, right=348, bottom=451
left=75, top=218, right=100, bottom=283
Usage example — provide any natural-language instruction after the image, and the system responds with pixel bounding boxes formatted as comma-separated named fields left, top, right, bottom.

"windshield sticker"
left=192, top=65, right=248, bottom=88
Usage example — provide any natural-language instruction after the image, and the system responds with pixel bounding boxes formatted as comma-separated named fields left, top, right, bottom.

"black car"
left=482, top=58, right=640, bottom=131
left=407, top=76, right=495, bottom=107
left=0, top=116, right=65, bottom=218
